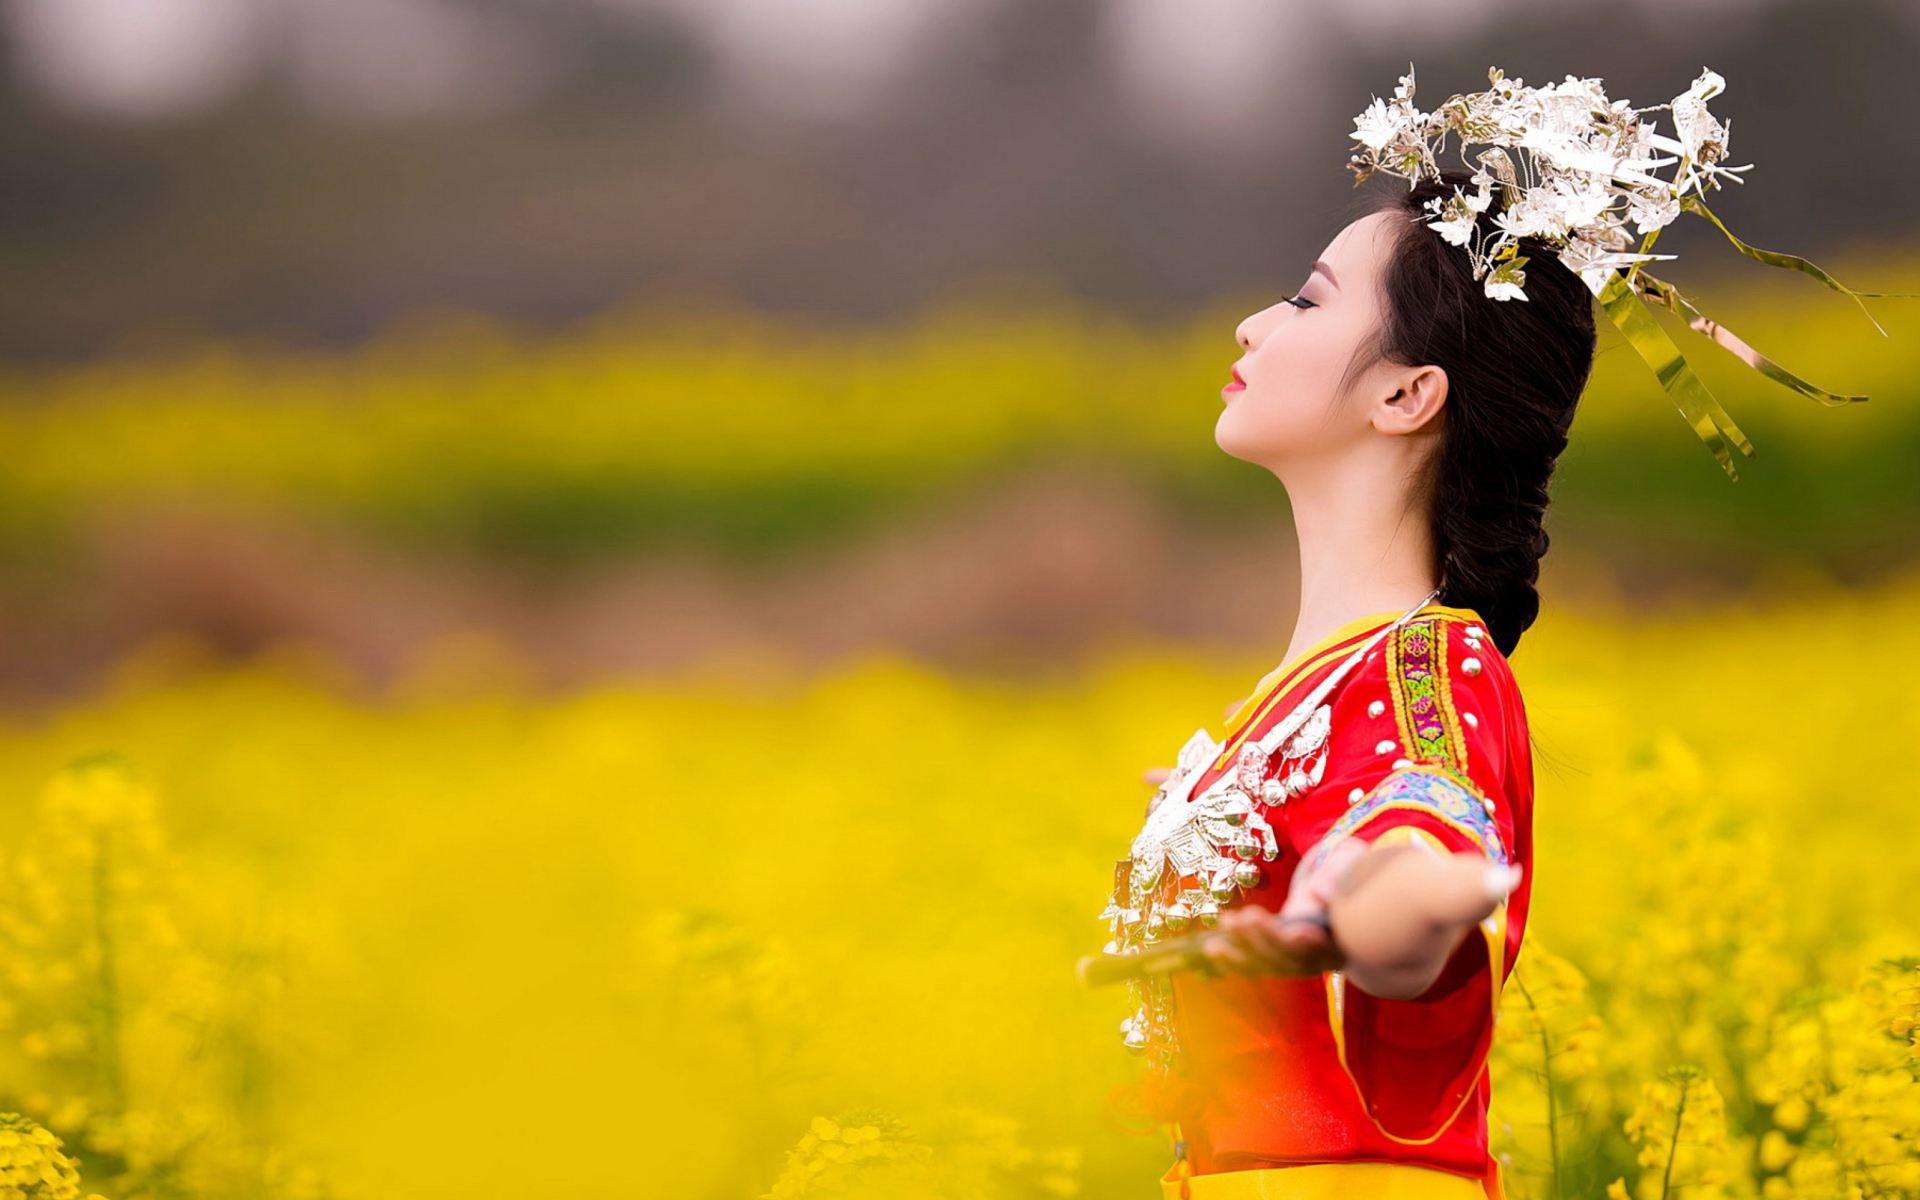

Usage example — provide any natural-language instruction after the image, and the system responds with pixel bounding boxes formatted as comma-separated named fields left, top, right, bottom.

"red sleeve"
left=1280, top=611, right=1526, bottom=1144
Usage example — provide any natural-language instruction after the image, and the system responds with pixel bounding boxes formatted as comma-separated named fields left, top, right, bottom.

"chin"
left=1213, top=408, right=1273, bottom=467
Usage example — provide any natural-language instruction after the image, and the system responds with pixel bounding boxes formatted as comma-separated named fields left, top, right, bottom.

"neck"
left=1280, top=453, right=1438, bottom=667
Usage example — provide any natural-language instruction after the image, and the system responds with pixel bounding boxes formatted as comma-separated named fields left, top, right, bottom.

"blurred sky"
left=2, top=0, right=1918, bottom=357
left=0, top=0, right=1851, bottom=129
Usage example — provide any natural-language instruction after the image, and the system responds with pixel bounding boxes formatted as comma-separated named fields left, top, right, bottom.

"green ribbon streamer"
left=1679, top=197, right=1920, bottom=336
left=1635, top=273, right=1867, bottom=409
left=1596, top=269, right=1756, bottom=479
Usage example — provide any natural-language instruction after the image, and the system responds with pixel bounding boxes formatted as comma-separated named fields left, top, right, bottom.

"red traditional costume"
left=1100, top=601, right=1530, bottom=1200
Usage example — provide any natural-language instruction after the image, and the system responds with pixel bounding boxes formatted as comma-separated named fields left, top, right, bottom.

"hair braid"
left=1362, top=168, right=1594, bottom=655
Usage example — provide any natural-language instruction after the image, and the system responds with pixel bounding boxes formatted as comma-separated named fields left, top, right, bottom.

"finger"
left=1220, top=912, right=1281, bottom=961
left=1278, top=837, right=1360, bottom=922
left=1142, top=766, right=1172, bottom=786
left=1222, top=696, right=1249, bottom=722
left=1275, top=925, right=1343, bottom=974
left=1277, top=868, right=1334, bottom=925
left=1241, top=916, right=1299, bottom=965
left=1306, top=839, right=1371, bottom=905
left=1392, top=852, right=1516, bottom=925
left=1274, top=917, right=1332, bottom=957
left=1221, top=904, right=1271, bottom=928
left=1422, top=855, right=1522, bottom=925
left=1203, top=937, right=1253, bottom=972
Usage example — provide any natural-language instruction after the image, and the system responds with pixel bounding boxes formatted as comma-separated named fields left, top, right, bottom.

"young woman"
left=1094, top=62, right=1902, bottom=1199
left=1100, top=165, right=1596, bottom=1200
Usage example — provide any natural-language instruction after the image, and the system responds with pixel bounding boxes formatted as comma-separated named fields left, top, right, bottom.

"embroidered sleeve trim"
left=1308, top=765, right=1509, bottom=875
left=1387, top=615, right=1469, bottom=773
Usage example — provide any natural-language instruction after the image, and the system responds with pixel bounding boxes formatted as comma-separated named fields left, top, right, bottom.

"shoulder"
left=1285, top=605, right=1528, bottom=863
left=1330, top=605, right=1523, bottom=775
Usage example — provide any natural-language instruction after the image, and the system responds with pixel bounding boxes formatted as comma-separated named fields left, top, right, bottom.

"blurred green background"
left=0, top=0, right=1916, bottom=698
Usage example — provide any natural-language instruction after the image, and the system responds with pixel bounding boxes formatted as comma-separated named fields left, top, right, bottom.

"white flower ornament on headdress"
left=1349, top=66, right=1913, bottom=477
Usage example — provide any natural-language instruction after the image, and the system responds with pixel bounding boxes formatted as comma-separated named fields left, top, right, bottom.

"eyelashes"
left=1285, top=293, right=1317, bottom=309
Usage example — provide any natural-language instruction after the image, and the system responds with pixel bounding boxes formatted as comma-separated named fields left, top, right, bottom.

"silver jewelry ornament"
left=1097, top=588, right=1443, bottom=1070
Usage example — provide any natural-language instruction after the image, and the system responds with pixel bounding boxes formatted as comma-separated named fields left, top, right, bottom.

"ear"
left=1373, top=364, right=1448, bottom=437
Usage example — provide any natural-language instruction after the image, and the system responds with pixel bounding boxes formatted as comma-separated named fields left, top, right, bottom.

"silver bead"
left=1392, top=758, right=1413, bottom=770
left=1348, top=787, right=1365, bottom=805
left=1367, top=699, right=1386, bottom=718
left=1164, top=903, right=1191, bottom=932
left=1261, top=841, right=1278, bottom=862
left=1461, top=657, right=1482, bottom=677
left=1482, top=796, right=1497, bottom=814
left=1261, top=779, right=1287, bottom=804
left=1223, top=807, right=1248, bottom=826
left=1103, top=940, right=1121, bottom=955
left=1124, top=1027, right=1149, bottom=1054
left=1463, top=712, right=1480, bottom=728
left=1467, top=626, right=1485, bottom=640
left=1374, top=739, right=1396, bottom=755
left=1198, top=909, right=1219, bottom=928
left=1146, top=911, right=1166, bottom=935
left=1233, top=860, right=1262, bottom=888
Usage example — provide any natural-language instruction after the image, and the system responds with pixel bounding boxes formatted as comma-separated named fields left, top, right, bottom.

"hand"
left=1199, top=836, right=1366, bottom=977
left=1329, top=845, right=1521, bottom=999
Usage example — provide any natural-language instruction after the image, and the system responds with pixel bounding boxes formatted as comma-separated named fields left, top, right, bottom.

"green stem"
left=91, top=828, right=125, bottom=1110
left=1659, top=1075, right=1691, bottom=1200
left=1517, top=975, right=1562, bottom=1200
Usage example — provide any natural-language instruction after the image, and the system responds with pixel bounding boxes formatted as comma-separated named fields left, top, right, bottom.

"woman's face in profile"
left=1215, top=210, right=1403, bottom=475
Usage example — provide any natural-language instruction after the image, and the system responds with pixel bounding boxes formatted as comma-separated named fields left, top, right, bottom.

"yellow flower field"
left=0, top=580, right=1914, bottom=1199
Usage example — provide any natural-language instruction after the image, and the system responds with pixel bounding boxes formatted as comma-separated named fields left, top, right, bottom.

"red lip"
left=1222, top=363, right=1246, bottom=395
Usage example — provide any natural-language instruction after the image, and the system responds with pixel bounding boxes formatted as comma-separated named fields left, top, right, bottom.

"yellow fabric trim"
left=1161, top=1161, right=1486, bottom=1199
left=1214, top=605, right=1484, bottom=772
left=1324, top=827, right=1508, bottom=1147
left=1213, top=641, right=1363, bottom=769
left=1220, top=611, right=1393, bottom=741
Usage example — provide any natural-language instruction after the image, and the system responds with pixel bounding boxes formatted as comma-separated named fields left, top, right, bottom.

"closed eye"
left=1285, top=293, right=1317, bottom=309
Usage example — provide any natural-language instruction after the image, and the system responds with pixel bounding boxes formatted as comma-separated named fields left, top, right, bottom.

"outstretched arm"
left=1204, top=837, right=1519, bottom=999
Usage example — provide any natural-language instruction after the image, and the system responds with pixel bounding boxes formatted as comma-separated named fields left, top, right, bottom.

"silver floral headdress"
left=1349, top=66, right=1910, bottom=477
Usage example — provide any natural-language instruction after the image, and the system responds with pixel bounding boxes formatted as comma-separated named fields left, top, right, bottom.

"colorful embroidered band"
left=1307, top=766, right=1509, bottom=879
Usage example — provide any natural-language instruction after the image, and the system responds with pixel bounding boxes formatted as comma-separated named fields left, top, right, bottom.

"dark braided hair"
left=1355, top=167, right=1597, bottom=656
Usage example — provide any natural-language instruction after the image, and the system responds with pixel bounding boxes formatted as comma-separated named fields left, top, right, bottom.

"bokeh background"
left=0, top=2, right=1917, bottom=1198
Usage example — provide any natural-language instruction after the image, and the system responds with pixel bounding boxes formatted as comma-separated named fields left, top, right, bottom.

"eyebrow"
left=1311, top=260, right=1339, bottom=289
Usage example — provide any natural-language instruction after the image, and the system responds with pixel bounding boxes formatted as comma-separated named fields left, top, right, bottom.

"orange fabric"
left=1159, top=606, right=1532, bottom=1190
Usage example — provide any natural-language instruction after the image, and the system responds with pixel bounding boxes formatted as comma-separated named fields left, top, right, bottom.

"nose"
left=1234, top=312, right=1257, bottom=351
